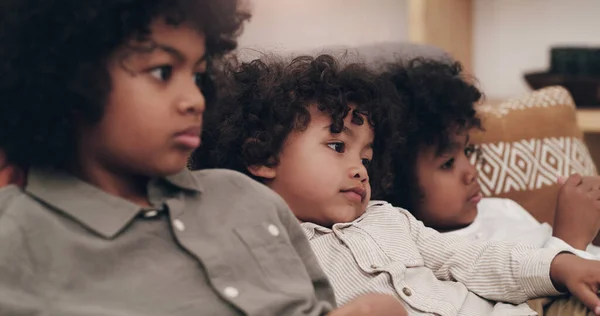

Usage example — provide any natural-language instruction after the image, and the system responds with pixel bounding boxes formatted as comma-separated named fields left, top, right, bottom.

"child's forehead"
left=421, top=132, right=470, bottom=160
left=307, top=105, right=372, bottom=126
left=304, top=106, right=374, bottom=142
left=121, top=19, right=206, bottom=54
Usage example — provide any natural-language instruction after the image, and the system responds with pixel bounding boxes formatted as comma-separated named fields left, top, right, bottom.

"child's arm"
left=553, top=174, right=600, bottom=250
left=397, top=205, right=563, bottom=304
left=0, top=187, right=44, bottom=314
left=493, top=198, right=600, bottom=260
left=398, top=203, right=600, bottom=312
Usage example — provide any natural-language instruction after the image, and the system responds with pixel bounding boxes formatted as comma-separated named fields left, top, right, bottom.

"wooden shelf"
left=577, top=109, right=600, bottom=133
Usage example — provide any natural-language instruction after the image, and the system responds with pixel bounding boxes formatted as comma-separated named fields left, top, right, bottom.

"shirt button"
left=223, top=286, right=239, bottom=298
left=402, top=287, right=412, bottom=296
left=267, top=224, right=280, bottom=237
left=143, top=210, right=159, bottom=218
left=173, top=219, right=185, bottom=232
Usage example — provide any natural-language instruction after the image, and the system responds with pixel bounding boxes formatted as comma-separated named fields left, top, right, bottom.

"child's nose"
left=463, top=162, right=479, bottom=185
left=349, top=163, right=369, bottom=183
left=177, top=85, right=206, bottom=116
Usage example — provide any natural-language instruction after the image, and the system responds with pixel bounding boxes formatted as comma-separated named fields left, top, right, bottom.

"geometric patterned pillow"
left=470, top=86, right=598, bottom=225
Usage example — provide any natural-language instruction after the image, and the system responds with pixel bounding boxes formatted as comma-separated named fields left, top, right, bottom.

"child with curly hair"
left=193, top=53, right=600, bottom=316
left=379, top=58, right=600, bottom=315
left=380, top=58, right=600, bottom=257
left=0, top=1, right=401, bottom=315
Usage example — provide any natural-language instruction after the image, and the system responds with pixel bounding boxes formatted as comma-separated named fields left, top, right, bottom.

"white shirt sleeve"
left=545, top=236, right=598, bottom=260
left=587, top=244, right=600, bottom=257
left=450, top=198, right=600, bottom=260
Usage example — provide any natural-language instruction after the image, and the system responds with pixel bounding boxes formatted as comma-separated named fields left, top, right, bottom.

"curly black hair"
left=0, top=0, right=250, bottom=168
left=190, top=54, right=401, bottom=196
left=379, top=58, right=483, bottom=210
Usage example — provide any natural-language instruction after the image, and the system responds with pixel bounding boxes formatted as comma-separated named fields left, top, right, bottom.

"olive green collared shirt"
left=0, top=168, right=335, bottom=316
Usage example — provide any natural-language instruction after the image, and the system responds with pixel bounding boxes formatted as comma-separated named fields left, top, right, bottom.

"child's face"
left=253, top=105, right=374, bottom=227
left=414, top=132, right=481, bottom=231
left=78, top=18, right=207, bottom=177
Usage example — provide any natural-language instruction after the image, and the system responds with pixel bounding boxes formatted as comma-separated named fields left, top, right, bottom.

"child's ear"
left=247, top=164, right=276, bottom=179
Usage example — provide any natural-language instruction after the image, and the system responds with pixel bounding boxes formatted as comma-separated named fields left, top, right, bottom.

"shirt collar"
left=26, top=168, right=202, bottom=239
left=300, top=219, right=360, bottom=240
left=300, top=202, right=388, bottom=240
left=301, top=222, right=327, bottom=240
left=164, top=168, right=204, bottom=193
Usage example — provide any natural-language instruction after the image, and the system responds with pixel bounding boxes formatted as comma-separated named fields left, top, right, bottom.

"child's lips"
left=469, top=192, right=483, bottom=204
left=341, top=186, right=367, bottom=203
left=342, top=191, right=363, bottom=203
left=174, top=134, right=201, bottom=148
left=174, top=126, right=202, bottom=149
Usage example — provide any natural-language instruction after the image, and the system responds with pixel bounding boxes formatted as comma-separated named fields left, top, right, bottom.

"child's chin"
left=334, top=207, right=364, bottom=223
left=149, top=163, right=188, bottom=178
left=461, top=206, right=479, bottom=224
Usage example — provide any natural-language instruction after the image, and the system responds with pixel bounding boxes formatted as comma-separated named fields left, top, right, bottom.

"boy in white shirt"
left=194, top=54, right=600, bottom=316
left=380, top=58, right=600, bottom=314
left=380, top=58, right=600, bottom=260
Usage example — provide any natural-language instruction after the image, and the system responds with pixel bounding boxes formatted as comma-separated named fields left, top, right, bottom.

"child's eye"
left=150, top=65, right=173, bottom=81
left=194, top=72, right=209, bottom=90
left=361, top=158, right=372, bottom=168
left=441, top=158, right=455, bottom=170
left=327, top=142, right=346, bottom=153
left=464, top=144, right=476, bottom=157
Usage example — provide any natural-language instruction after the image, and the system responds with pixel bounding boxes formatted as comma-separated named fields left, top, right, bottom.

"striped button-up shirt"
left=302, top=201, right=566, bottom=316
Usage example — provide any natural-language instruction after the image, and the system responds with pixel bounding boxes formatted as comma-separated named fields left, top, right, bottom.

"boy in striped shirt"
left=193, top=54, right=600, bottom=316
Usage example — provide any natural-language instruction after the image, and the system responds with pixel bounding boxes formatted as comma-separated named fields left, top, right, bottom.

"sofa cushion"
left=471, top=86, right=598, bottom=225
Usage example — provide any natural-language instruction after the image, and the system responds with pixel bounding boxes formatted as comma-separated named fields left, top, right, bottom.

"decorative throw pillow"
left=470, top=86, right=598, bottom=225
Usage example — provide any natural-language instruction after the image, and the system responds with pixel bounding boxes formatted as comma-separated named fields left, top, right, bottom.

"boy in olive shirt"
left=0, top=1, right=406, bottom=315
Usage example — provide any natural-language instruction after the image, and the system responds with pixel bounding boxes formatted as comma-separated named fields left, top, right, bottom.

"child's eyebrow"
left=436, top=135, right=470, bottom=158
left=340, top=126, right=355, bottom=138
left=156, top=44, right=207, bottom=66
left=325, top=125, right=373, bottom=149
left=327, top=125, right=364, bottom=143
left=324, top=125, right=355, bottom=138
left=436, top=142, right=460, bottom=157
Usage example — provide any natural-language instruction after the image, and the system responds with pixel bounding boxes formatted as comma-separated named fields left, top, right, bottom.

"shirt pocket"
left=234, top=223, right=313, bottom=295
left=348, top=225, right=424, bottom=268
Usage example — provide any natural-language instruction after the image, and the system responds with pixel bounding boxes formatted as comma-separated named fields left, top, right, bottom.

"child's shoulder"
left=477, top=197, right=541, bottom=225
left=193, top=168, right=257, bottom=184
left=478, top=197, right=531, bottom=217
left=192, top=168, right=278, bottom=197
left=0, top=185, right=41, bottom=243
left=190, top=168, right=289, bottom=214
left=365, top=200, right=414, bottom=221
left=0, top=185, right=32, bottom=220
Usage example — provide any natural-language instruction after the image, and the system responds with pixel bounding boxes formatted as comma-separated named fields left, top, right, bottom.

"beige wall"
left=473, top=0, right=600, bottom=100
left=237, top=0, right=409, bottom=55
left=237, top=0, right=600, bottom=99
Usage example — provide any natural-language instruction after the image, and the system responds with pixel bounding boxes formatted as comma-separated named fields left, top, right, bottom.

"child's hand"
left=550, top=253, right=600, bottom=315
left=328, top=293, right=407, bottom=316
left=0, top=150, right=26, bottom=188
left=553, top=174, right=600, bottom=250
